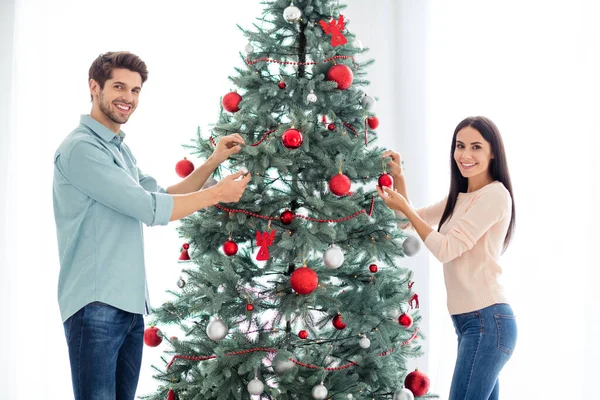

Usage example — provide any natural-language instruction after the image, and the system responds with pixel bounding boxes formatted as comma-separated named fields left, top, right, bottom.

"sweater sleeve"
left=396, top=197, right=447, bottom=229
left=424, top=186, right=511, bottom=263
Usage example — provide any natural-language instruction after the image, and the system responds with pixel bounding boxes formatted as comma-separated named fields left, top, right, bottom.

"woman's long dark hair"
left=438, top=116, right=516, bottom=253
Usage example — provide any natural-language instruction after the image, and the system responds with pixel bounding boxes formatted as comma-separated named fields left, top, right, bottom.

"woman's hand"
left=382, top=150, right=403, bottom=179
left=377, top=185, right=410, bottom=214
left=211, top=134, right=246, bottom=164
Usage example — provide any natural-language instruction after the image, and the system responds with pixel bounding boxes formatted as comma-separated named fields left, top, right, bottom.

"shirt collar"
left=80, top=115, right=127, bottom=142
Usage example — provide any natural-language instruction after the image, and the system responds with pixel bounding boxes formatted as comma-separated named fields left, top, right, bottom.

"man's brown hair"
left=88, top=51, right=148, bottom=100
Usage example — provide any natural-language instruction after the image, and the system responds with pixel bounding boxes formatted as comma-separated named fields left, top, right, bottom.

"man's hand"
left=211, top=134, right=245, bottom=164
left=214, top=170, right=251, bottom=203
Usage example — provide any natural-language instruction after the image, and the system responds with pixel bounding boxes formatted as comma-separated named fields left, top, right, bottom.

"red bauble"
left=182, top=243, right=190, bottom=250
left=175, top=158, right=195, bottom=178
left=278, top=81, right=287, bottom=89
left=144, top=326, right=162, bottom=347
left=282, top=128, right=303, bottom=149
left=327, top=123, right=336, bottom=131
left=367, top=116, right=379, bottom=129
left=398, top=313, right=413, bottom=328
left=404, top=369, right=431, bottom=397
left=222, top=91, right=242, bottom=112
left=369, top=264, right=378, bottom=273
left=298, top=330, right=309, bottom=339
left=378, top=173, right=394, bottom=188
left=327, top=64, right=354, bottom=90
left=246, top=304, right=254, bottom=312
left=280, top=210, right=295, bottom=225
left=332, top=314, right=347, bottom=330
left=329, top=173, right=351, bottom=196
left=290, top=267, right=318, bottom=295
left=223, top=240, right=238, bottom=256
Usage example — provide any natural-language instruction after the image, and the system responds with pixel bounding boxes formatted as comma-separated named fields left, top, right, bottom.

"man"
left=53, top=51, right=250, bottom=399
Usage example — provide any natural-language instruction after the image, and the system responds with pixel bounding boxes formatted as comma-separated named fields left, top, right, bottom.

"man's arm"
left=167, top=134, right=246, bottom=195
left=166, top=156, right=220, bottom=195
left=58, top=140, right=173, bottom=226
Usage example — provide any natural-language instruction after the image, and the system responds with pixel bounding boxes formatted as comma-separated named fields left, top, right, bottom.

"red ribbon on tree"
left=319, top=15, right=348, bottom=47
left=256, top=230, right=276, bottom=261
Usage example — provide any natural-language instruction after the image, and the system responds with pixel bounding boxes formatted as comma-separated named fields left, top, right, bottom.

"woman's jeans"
left=449, top=303, right=517, bottom=400
left=63, top=302, right=144, bottom=400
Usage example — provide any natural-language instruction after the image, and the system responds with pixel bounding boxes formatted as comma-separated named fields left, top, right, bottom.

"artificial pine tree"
left=144, top=1, right=437, bottom=399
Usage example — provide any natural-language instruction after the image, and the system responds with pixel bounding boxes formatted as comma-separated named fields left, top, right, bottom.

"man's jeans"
left=449, top=303, right=518, bottom=400
left=63, top=302, right=144, bottom=400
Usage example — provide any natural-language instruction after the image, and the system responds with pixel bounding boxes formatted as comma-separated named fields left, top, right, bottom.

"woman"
left=377, top=116, right=517, bottom=400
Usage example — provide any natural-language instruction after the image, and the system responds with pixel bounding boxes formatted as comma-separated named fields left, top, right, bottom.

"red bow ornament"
left=256, top=230, right=276, bottom=261
left=319, top=15, right=348, bottom=47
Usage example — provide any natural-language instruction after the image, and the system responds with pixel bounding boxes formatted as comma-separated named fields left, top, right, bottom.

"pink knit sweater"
left=398, top=181, right=513, bottom=315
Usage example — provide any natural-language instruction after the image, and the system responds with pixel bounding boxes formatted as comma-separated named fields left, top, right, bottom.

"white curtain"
left=1, top=1, right=598, bottom=399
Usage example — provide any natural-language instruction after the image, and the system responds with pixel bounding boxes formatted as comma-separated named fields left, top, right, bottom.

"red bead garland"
left=246, top=54, right=356, bottom=67
left=167, top=329, right=420, bottom=370
left=214, top=196, right=375, bottom=224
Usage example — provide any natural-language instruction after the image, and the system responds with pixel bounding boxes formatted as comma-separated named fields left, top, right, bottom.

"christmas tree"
left=144, top=1, right=436, bottom=399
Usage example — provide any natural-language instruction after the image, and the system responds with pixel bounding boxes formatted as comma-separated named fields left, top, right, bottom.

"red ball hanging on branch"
left=298, top=330, right=309, bottom=339
left=179, top=243, right=190, bottom=260
left=327, top=64, right=354, bottom=90
left=246, top=304, right=255, bottom=312
left=329, top=173, right=352, bottom=196
left=398, top=313, right=413, bottom=328
left=332, top=313, right=347, bottom=330
left=290, top=266, right=318, bottom=295
left=367, top=116, right=379, bottom=129
left=144, top=326, right=163, bottom=347
left=280, top=210, right=295, bottom=225
left=223, top=239, right=238, bottom=256
left=327, top=123, right=336, bottom=131
left=175, top=157, right=195, bottom=178
left=222, top=91, right=242, bottom=113
left=378, top=173, right=394, bottom=188
left=278, top=81, right=287, bottom=89
left=281, top=128, right=303, bottom=149
left=404, top=369, right=431, bottom=397
left=369, top=264, right=378, bottom=273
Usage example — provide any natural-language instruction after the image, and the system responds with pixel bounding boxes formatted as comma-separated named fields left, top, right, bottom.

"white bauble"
left=393, top=388, right=415, bottom=400
left=353, top=39, right=364, bottom=50
left=247, top=378, right=265, bottom=395
left=312, top=384, right=328, bottom=400
left=206, top=319, right=228, bottom=341
left=323, top=245, right=344, bottom=269
left=272, top=352, right=295, bottom=374
left=307, top=90, right=318, bottom=103
left=283, top=5, right=302, bottom=23
left=402, top=236, right=421, bottom=256
left=359, top=336, right=371, bottom=349
left=361, top=94, right=376, bottom=109
left=385, top=308, right=401, bottom=319
left=245, top=43, right=255, bottom=54
left=239, top=166, right=249, bottom=176
left=202, top=178, right=218, bottom=189
left=347, top=395, right=354, bottom=399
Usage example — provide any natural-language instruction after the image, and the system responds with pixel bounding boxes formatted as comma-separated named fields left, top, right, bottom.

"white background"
left=1, top=0, right=599, bottom=399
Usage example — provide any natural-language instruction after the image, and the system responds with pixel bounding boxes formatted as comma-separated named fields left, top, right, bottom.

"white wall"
left=0, top=1, right=17, bottom=399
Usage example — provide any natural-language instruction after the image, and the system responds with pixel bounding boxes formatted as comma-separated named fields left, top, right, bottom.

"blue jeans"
left=449, top=303, right=517, bottom=400
left=63, top=302, right=144, bottom=400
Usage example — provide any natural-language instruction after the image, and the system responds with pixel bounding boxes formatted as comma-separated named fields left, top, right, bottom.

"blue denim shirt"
left=53, top=115, right=174, bottom=322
